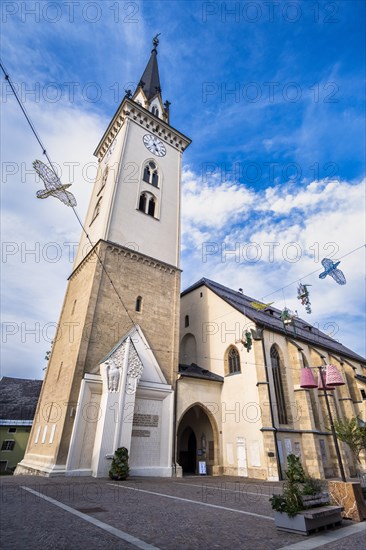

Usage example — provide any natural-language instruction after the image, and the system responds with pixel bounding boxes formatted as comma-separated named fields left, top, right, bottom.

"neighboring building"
left=0, top=377, right=42, bottom=472
left=16, top=36, right=191, bottom=478
left=178, top=278, right=366, bottom=480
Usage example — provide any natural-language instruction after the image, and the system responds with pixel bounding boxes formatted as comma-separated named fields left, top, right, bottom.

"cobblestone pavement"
left=1, top=475, right=365, bottom=549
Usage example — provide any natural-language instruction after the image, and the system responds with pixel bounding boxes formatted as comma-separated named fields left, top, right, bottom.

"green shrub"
left=270, top=455, right=327, bottom=517
left=302, top=476, right=323, bottom=496
left=109, top=447, right=130, bottom=480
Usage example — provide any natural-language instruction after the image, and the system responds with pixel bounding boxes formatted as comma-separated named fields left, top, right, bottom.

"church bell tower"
left=16, top=36, right=191, bottom=478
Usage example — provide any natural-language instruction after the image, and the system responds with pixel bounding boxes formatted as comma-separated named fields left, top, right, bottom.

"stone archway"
left=177, top=404, right=218, bottom=475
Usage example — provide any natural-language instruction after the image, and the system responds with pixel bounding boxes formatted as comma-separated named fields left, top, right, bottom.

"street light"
left=300, top=363, right=346, bottom=482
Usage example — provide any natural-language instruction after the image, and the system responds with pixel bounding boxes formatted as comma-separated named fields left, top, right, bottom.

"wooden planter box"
left=274, top=505, right=343, bottom=535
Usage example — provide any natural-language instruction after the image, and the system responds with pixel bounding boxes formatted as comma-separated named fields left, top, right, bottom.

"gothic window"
left=185, top=315, right=189, bottom=328
left=138, top=192, right=157, bottom=218
left=226, top=346, right=241, bottom=375
left=91, top=197, right=102, bottom=224
left=270, top=346, right=288, bottom=425
left=151, top=105, right=159, bottom=117
left=148, top=197, right=155, bottom=217
left=135, top=296, right=142, bottom=312
left=143, top=161, right=159, bottom=187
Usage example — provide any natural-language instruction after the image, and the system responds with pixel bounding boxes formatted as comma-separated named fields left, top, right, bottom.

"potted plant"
left=109, top=447, right=130, bottom=480
left=270, top=454, right=342, bottom=535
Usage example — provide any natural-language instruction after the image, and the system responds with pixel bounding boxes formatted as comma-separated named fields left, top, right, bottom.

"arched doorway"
left=177, top=404, right=217, bottom=475
left=178, top=427, right=197, bottom=473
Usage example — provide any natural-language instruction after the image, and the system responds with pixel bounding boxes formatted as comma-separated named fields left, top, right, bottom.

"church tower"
left=16, top=36, right=191, bottom=477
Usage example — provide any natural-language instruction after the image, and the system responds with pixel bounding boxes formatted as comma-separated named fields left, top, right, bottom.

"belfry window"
left=151, top=105, right=159, bottom=117
left=226, top=346, right=241, bottom=375
left=143, top=161, right=159, bottom=187
left=148, top=197, right=155, bottom=217
left=99, top=166, right=108, bottom=193
left=270, top=346, right=288, bottom=424
left=91, top=197, right=102, bottom=224
left=139, top=193, right=147, bottom=212
left=138, top=192, right=157, bottom=218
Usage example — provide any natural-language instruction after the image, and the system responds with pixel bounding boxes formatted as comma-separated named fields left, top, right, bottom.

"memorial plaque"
left=132, top=414, right=159, bottom=427
left=131, top=429, right=150, bottom=438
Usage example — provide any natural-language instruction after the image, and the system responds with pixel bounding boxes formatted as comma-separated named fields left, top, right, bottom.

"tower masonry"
left=16, top=36, right=191, bottom=478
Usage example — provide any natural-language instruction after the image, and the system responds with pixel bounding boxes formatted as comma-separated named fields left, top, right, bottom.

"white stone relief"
left=106, top=359, right=121, bottom=392
left=104, top=341, right=127, bottom=392
left=126, top=346, right=143, bottom=394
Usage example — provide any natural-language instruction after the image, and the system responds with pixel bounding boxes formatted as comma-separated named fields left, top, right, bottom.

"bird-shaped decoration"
left=33, top=159, right=77, bottom=207
left=297, top=283, right=312, bottom=314
left=250, top=301, right=274, bottom=311
left=319, top=258, right=346, bottom=285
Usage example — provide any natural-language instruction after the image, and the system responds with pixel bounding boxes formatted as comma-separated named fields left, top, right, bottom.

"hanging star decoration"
left=242, top=330, right=252, bottom=352
left=297, top=283, right=312, bottom=314
left=33, top=159, right=77, bottom=207
left=250, top=301, right=274, bottom=311
left=236, top=330, right=252, bottom=352
left=319, top=258, right=346, bottom=285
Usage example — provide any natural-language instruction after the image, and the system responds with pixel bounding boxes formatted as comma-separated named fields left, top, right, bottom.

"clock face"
left=143, top=134, right=166, bottom=157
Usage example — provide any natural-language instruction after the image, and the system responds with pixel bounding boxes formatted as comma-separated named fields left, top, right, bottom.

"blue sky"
left=1, top=0, right=365, bottom=379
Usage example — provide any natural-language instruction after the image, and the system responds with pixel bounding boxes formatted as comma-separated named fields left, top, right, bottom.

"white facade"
left=74, top=98, right=189, bottom=269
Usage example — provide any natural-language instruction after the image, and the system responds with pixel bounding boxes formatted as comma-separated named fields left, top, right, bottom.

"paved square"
left=1, top=476, right=365, bottom=549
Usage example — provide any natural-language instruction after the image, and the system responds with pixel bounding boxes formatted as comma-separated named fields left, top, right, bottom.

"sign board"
left=198, top=461, right=207, bottom=475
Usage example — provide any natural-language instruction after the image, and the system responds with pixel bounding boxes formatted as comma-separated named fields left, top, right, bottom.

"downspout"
left=172, top=373, right=181, bottom=476
left=259, top=328, right=283, bottom=481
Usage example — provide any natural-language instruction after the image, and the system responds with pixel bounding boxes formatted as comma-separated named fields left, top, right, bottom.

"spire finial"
left=152, top=33, right=161, bottom=51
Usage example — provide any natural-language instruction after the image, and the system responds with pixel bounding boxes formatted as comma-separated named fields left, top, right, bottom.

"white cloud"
left=181, top=167, right=365, bottom=358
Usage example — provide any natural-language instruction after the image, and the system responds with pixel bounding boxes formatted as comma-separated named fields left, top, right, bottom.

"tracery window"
left=226, top=346, right=241, bottom=375
left=143, top=161, right=159, bottom=187
left=270, top=346, right=288, bottom=424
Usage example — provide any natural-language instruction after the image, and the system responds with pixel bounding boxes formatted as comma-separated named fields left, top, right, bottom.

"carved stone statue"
left=106, top=359, right=120, bottom=392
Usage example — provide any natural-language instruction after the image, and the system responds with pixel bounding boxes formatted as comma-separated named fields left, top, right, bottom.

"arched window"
left=99, top=166, right=108, bottom=193
left=270, top=346, right=288, bottom=424
left=180, top=333, right=197, bottom=364
left=185, top=315, right=189, bottom=328
left=138, top=191, right=157, bottom=218
left=135, top=296, right=142, bottom=312
left=139, top=193, right=147, bottom=212
left=226, top=346, right=241, bottom=375
left=148, top=197, right=155, bottom=217
left=91, top=197, right=102, bottom=223
left=151, top=105, right=159, bottom=117
left=143, top=161, right=159, bottom=187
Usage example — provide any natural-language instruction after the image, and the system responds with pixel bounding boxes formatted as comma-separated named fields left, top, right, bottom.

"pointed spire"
left=139, top=34, right=162, bottom=101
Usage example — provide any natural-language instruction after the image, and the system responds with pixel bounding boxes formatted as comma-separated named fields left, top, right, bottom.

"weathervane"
left=152, top=33, right=161, bottom=49
left=33, top=159, right=77, bottom=207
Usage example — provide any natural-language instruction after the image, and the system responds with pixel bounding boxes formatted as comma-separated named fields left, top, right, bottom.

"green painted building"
left=0, top=377, right=42, bottom=473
